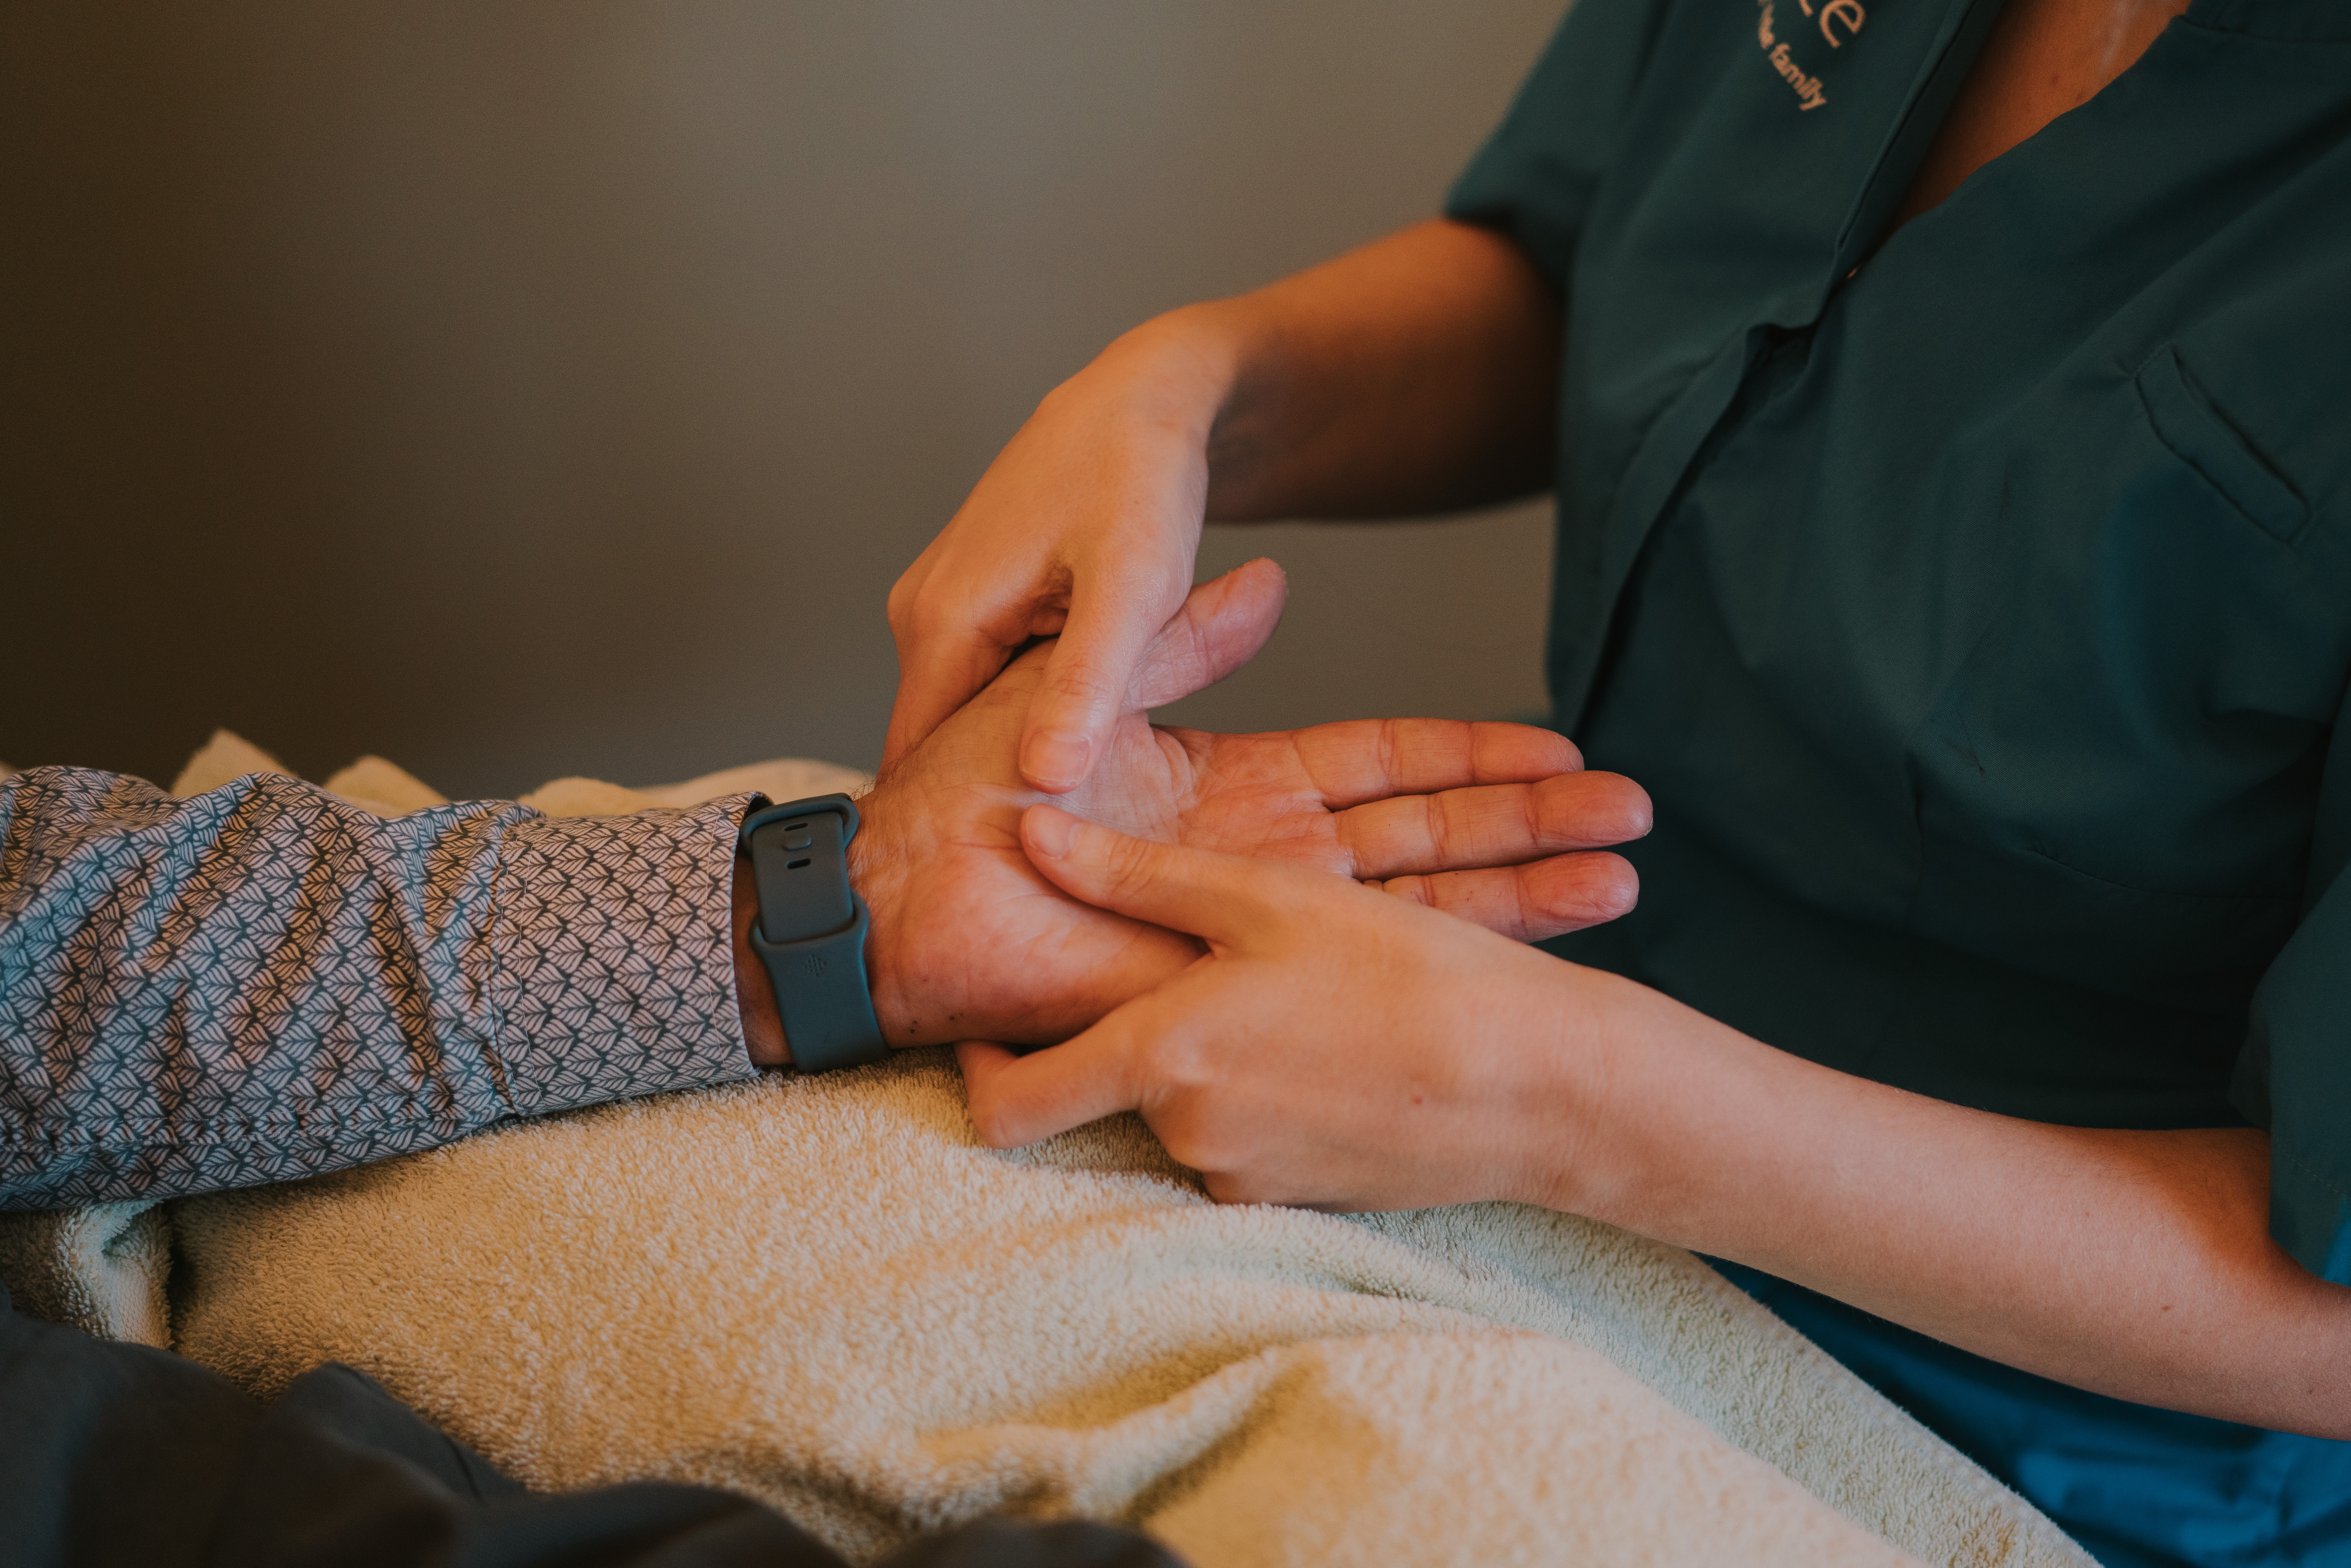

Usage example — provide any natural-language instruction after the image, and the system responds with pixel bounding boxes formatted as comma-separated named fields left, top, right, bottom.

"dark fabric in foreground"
left=0, top=1282, right=1180, bottom=1568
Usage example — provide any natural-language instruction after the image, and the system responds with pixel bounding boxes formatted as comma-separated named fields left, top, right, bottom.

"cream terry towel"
left=13, top=735, right=2090, bottom=1568
left=0, top=1199, right=171, bottom=1346
left=171, top=1055, right=2086, bottom=1568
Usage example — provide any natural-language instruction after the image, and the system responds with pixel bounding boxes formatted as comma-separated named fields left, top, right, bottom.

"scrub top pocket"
left=2133, top=343, right=2311, bottom=545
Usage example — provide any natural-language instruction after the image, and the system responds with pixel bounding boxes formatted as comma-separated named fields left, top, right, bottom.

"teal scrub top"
left=1446, top=1, right=2351, bottom=1562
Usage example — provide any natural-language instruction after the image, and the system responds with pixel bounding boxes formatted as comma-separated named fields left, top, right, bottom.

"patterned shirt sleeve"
left=0, top=767, right=759, bottom=1209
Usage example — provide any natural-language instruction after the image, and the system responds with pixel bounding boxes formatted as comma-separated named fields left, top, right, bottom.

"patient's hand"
left=777, top=560, right=1651, bottom=1058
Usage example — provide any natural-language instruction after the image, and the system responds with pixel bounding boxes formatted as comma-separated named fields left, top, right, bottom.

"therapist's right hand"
left=883, top=316, right=1237, bottom=795
left=886, top=219, right=1567, bottom=793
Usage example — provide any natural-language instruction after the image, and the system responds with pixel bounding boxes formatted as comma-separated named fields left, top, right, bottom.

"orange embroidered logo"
left=1811, top=0, right=1868, bottom=45
left=1756, top=0, right=1864, bottom=112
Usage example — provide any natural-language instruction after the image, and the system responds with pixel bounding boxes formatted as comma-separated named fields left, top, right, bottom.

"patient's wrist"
left=842, top=804, right=919, bottom=1048
left=730, top=854, right=790, bottom=1067
left=730, top=793, right=919, bottom=1069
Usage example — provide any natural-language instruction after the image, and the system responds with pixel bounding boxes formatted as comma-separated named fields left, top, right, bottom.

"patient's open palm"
left=852, top=562, right=1649, bottom=1048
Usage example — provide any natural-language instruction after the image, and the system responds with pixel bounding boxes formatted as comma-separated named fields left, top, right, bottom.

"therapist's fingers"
left=883, top=560, right=1048, bottom=768
left=1334, top=768, right=1653, bottom=878
left=1021, top=802, right=1350, bottom=947
left=1291, top=719, right=1586, bottom=810
left=885, top=558, right=1279, bottom=773
left=1370, top=851, right=1639, bottom=942
left=957, top=1023, right=1152, bottom=1150
left=1123, top=559, right=1288, bottom=712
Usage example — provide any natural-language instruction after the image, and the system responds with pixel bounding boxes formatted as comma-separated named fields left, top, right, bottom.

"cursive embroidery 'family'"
left=1757, top=0, right=1867, bottom=112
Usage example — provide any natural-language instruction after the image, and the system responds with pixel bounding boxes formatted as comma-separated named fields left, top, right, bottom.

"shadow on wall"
left=3, top=1, right=1562, bottom=797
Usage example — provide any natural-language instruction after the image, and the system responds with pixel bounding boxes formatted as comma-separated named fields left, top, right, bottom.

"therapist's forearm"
left=1095, top=217, right=1562, bottom=523
left=1553, top=976, right=2351, bottom=1438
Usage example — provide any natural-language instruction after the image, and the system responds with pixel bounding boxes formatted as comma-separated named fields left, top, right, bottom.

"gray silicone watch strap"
left=740, top=794, right=888, bottom=1073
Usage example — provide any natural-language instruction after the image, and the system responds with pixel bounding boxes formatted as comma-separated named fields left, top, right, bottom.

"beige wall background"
left=3, top=2, right=1563, bottom=798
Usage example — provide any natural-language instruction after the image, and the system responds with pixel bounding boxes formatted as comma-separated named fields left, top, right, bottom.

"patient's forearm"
left=0, top=767, right=758, bottom=1209
left=1557, top=976, right=2351, bottom=1438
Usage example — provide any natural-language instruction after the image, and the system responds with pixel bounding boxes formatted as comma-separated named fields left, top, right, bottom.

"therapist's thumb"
left=1022, top=805, right=1291, bottom=945
left=1019, top=577, right=1181, bottom=793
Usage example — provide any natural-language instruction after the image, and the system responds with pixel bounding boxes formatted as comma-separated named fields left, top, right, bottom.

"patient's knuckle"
left=1425, top=794, right=1462, bottom=859
left=1382, top=873, right=1432, bottom=907
left=1534, top=773, right=1585, bottom=841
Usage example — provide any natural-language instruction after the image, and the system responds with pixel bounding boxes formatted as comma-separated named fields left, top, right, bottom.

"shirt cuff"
left=485, top=793, right=761, bottom=1118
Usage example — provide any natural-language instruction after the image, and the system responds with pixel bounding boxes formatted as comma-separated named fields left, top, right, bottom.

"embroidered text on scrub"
left=1757, top=2, right=1831, bottom=110
left=1802, top=0, right=1868, bottom=46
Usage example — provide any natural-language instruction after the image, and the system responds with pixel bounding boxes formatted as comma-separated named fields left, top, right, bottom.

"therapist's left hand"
left=956, top=805, right=1639, bottom=1210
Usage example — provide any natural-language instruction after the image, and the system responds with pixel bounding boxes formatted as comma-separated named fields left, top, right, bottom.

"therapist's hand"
left=840, top=559, right=1649, bottom=1057
left=883, top=221, right=1561, bottom=795
left=881, top=318, right=1221, bottom=793
left=954, top=805, right=1627, bottom=1209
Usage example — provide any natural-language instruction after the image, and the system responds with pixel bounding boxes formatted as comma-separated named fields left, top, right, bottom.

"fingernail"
left=1022, top=730, right=1091, bottom=792
left=1026, top=805, right=1078, bottom=859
